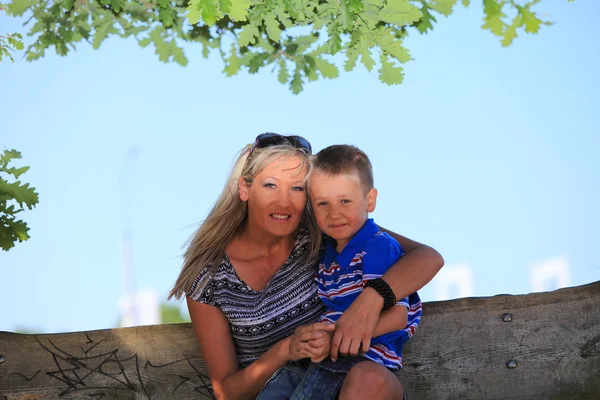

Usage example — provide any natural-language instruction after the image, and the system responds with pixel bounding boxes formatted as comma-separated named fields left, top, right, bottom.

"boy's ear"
left=239, top=177, right=249, bottom=201
left=366, top=188, right=378, bottom=213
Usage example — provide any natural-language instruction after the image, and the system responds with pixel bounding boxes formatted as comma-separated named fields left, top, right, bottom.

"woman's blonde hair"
left=168, top=142, right=321, bottom=300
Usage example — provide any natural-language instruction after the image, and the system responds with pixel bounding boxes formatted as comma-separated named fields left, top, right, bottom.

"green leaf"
left=345, top=47, right=359, bottom=72
left=358, top=37, right=375, bottom=71
left=7, top=0, right=37, bottom=16
left=482, top=0, right=505, bottom=36
left=264, top=13, right=282, bottom=42
left=283, top=0, right=299, bottom=20
left=278, top=59, right=289, bottom=84
left=378, top=53, right=404, bottom=85
left=111, top=0, right=123, bottom=13
left=340, top=0, right=363, bottom=30
left=315, top=58, right=339, bottom=79
left=378, top=0, right=422, bottom=26
left=220, top=0, right=232, bottom=14
left=224, top=44, right=241, bottom=76
left=187, top=1, right=202, bottom=25
left=290, top=68, right=303, bottom=94
left=248, top=52, right=269, bottom=73
left=138, top=36, right=152, bottom=48
left=0, top=150, right=21, bottom=171
left=200, top=0, right=219, bottom=26
left=14, top=38, right=24, bottom=51
left=415, top=5, right=436, bottom=34
left=171, top=41, right=188, bottom=66
left=149, top=26, right=170, bottom=62
left=327, top=23, right=342, bottom=55
left=3, top=166, right=29, bottom=180
left=520, top=8, right=542, bottom=34
left=92, top=18, right=114, bottom=50
left=230, top=0, right=251, bottom=21
left=347, top=0, right=364, bottom=14
left=0, top=181, right=39, bottom=207
left=462, top=0, right=470, bottom=6
left=428, top=0, right=458, bottom=17
left=274, top=4, right=293, bottom=28
left=501, top=15, right=520, bottom=47
left=238, top=23, right=259, bottom=47
left=376, top=29, right=411, bottom=63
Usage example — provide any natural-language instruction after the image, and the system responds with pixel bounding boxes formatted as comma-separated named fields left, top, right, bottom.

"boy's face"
left=309, top=172, right=377, bottom=251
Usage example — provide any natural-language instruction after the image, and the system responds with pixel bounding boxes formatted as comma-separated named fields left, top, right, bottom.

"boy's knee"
left=340, top=362, right=403, bottom=400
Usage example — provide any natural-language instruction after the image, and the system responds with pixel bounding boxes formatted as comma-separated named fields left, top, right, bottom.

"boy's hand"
left=288, top=322, right=336, bottom=361
left=306, top=325, right=334, bottom=363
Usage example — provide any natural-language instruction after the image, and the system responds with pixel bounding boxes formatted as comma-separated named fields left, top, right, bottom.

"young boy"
left=257, top=145, right=422, bottom=400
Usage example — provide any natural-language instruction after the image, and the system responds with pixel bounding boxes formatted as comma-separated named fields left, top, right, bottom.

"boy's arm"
left=372, top=304, right=408, bottom=337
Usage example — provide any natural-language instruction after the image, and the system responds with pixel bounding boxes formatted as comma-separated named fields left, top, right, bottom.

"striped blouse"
left=187, top=229, right=325, bottom=368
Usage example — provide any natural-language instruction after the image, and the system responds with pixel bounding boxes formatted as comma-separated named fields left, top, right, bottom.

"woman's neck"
left=233, top=225, right=296, bottom=259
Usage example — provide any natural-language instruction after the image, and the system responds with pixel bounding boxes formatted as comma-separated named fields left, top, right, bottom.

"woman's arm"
left=187, top=297, right=334, bottom=400
left=379, top=228, right=445, bottom=299
left=329, top=230, right=443, bottom=361
left=308, top=306, right=407, bottom=363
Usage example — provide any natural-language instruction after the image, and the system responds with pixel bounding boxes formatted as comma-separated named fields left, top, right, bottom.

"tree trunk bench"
left=1, top=281, right=599, bottom=399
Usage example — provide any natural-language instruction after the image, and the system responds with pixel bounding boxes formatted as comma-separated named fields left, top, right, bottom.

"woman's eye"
left=291, top=186, right=305, bottom=192
left=263, top=183, right=276, bottom=189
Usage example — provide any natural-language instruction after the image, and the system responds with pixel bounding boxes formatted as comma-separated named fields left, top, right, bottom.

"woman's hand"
left=287, top=322, right=336, bottom=361
left=329, top=287, right=383, bottom=361
left=307, top=329, right=333, bottom=363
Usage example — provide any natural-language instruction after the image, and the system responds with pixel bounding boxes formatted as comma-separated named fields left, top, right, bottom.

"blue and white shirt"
left=317, top=218, right=422, bottom=369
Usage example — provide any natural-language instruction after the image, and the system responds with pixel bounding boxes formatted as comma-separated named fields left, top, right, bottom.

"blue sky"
left=1, top=1, right=598, bottom=334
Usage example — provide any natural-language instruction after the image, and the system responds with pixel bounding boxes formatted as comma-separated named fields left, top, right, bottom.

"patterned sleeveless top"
left=187, top=229, right=325, bottom=368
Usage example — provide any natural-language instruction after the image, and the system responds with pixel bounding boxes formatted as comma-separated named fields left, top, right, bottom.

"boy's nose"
left=329, top=207, right=342, bottom=218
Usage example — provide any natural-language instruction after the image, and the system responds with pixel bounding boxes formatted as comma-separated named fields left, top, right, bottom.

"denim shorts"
left=257, top=357, right=407, bottom=400
left=257, top=356, right=366, bottom=400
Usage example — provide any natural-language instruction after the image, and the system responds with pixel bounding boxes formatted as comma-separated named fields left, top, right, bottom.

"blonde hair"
left=168, top=143, right=321, bottom=300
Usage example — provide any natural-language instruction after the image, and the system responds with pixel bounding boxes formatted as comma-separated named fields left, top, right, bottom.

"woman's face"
left=240, top=156, right=308, bottom=239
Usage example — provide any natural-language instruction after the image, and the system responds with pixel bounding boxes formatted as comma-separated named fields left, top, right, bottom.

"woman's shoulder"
left=186, top=256, right=230, bottom=299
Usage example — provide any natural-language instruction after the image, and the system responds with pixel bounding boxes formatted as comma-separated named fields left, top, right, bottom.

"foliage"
left=160, top=301, right=191, bottom=324
left=0, top=149, right=39, bottom=251
left=0, top=2, right=24, bottom=61
left=4, top=0, right=574, bottom=91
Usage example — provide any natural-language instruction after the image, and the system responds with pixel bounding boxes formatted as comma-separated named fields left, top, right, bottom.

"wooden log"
left=1, top=281, right=599, bottom=400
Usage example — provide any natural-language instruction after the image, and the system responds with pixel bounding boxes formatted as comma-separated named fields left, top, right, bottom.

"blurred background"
left=1, top=1, right=598, bottom=334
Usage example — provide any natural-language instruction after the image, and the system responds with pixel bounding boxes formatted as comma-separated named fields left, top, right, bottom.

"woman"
left=169, top=133, right=444, bottom=400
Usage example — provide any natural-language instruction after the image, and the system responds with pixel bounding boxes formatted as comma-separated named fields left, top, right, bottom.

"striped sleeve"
left=186, top=265, right=216, bottom=306
left=396, top=296, right=410, bottom=309
left=405, top=292, right=422, bottom=338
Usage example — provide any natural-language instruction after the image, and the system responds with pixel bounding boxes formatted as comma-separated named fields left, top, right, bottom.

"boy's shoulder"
left=362, top=220, right=404, bottom=258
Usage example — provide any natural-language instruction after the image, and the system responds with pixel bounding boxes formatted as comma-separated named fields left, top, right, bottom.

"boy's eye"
left=318, top=201, right=328, bottom=207
left=341, top=199, right=351, bottom=204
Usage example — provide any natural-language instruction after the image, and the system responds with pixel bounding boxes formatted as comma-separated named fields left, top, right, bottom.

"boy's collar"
left=324, top=218, right=379, bottom=264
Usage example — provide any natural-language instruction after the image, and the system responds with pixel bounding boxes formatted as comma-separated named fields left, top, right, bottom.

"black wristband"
left=364, top=278, right=397, bottom=311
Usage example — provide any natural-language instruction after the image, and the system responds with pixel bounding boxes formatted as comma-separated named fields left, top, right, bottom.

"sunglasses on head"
left=249, top=133, right=312, bottom=156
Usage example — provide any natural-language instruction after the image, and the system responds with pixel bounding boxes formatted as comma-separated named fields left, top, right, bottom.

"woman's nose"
left=275, top=191, right=292, bottom=207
